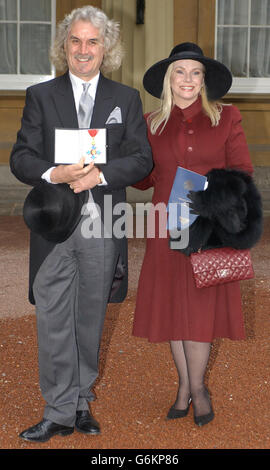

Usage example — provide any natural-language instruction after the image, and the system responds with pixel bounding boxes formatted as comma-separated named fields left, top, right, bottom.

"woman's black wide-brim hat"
left=23, top=181, right=87, bottom=243
left=143, top=42, right=232, bottom=100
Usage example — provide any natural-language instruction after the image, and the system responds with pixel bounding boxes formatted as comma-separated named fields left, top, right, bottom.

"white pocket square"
left=106, top=106, right=122, bottom=124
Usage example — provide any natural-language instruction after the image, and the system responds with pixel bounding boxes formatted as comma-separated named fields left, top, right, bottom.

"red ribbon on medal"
left=88, top=129, right=98, bottom=138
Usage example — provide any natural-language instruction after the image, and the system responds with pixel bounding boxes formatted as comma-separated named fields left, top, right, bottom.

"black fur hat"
left=143, top=42, right=232, bottom=100
left=23, top=181, right=87, bottom=242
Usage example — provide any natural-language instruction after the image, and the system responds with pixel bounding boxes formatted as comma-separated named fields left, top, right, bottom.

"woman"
left=132, top=43, right=262, bottom=426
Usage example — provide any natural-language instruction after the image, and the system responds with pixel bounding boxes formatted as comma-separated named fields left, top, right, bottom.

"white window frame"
left=0, top=0, right=56, bottom=90
left=215, top=0, right=270, bottom=93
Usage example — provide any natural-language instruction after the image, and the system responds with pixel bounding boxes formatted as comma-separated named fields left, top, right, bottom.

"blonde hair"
left=50, top=6, right=124, bottom=74
left=148, top=62, right=223, bottom=135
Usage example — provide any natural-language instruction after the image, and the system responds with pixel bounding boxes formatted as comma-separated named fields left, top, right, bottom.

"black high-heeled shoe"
left=193, top=388, right=214, bottom=427
left=166, top=398, right=191, bottom=420
left=194, top=408, right=214, bottom=426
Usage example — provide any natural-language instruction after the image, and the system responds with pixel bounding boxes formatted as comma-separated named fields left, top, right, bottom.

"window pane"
left=217, top=27, right=248, bottom=76
left=20, top=0, right=51, bottom=21
left=250, top=28, right=270, bottom=77
left=0, top=0, right=17, bottom=20
left=217, top=0, right=248, bottom=25
left=251, top=0, right=270, bottom=25
left=0, top=23, right=17, bottom=73
left=20, top=24, right=51, bottom=74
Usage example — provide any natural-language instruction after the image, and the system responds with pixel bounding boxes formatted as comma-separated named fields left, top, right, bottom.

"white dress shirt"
left=69, top=70, right=99, bottom=114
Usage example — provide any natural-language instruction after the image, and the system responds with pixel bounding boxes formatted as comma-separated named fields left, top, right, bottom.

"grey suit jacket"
left=10, top=72, right=153, bottom=304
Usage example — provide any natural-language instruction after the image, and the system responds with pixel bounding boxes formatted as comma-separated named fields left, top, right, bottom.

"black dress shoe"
left=19, top=418, right=74, bottom=442
left=166, top=398, right=191, bottom=420
left=75, top=410, right=100, bottom=435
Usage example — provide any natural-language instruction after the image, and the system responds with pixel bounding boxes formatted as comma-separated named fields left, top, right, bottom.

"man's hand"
left=50, top=157, right=94, bottom=184
left=70, top=166, right=101, bottom=193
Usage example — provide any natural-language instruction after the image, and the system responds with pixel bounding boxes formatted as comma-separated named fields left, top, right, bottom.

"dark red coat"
left=132, top=97, right=254, bottom=342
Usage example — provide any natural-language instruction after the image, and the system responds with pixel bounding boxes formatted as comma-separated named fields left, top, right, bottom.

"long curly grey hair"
left=50, top=6, right=124, bottom=74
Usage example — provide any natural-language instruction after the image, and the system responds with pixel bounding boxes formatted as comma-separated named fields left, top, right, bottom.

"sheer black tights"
left=170, top=340, right=211, bottom=417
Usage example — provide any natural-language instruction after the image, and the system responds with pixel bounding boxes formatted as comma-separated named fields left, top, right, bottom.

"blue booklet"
left=167, top=166, right=208, bottom=230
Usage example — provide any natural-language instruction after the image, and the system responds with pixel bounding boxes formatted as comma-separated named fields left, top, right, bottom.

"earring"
left=199, top=84, right=204, bottom=95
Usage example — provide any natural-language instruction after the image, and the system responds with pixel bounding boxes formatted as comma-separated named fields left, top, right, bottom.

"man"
left=10, top=6, right=152, bottom=443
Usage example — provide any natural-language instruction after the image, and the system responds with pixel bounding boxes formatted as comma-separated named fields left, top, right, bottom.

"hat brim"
left=23, top=181, right=87, bottom=243
left=143, top=51, right=232, bottom=100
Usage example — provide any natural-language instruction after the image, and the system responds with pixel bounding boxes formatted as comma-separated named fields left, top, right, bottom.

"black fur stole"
left=169, top=168, right=263, bottom=255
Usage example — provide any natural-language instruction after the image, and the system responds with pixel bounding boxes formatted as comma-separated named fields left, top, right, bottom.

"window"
left=215, top=0, right=270, bottom=93
left=0, top=0, right=56, bottom=90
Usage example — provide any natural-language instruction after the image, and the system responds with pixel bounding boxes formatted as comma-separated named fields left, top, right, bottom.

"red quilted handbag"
left=190, top=247, right=254, bottom=288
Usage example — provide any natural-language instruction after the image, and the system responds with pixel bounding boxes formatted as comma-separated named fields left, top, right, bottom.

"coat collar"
left=172, top=96, right=203, bottom=122
left=91, top=74, right=115, bottom=127
left=53, top=72, right=78, bottom=128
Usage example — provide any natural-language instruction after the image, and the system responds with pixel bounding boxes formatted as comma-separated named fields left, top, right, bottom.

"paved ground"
left=0, top=214, right=269, bottom=460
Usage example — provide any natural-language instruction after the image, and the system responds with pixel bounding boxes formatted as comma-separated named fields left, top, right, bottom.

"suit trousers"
left=33, top=212, right=117, bottom=426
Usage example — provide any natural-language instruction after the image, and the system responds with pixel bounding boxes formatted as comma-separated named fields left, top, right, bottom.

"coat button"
left=187, top=146, right=193, bottom=152
left=188, top=129, right=194, bottom=134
